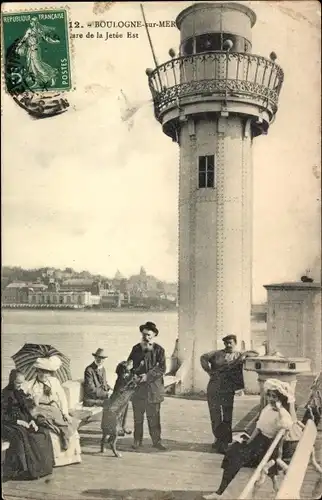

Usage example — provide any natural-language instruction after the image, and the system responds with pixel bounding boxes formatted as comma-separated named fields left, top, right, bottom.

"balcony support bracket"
left=244, top=118, right=252, bottom=139
left=221, top=105, right=229, bottom=118
left=218, top=116, right=227, bottom=135
left=188, top=119, right=195, bottom=137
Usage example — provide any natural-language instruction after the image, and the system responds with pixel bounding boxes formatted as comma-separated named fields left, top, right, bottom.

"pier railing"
left=238, top=419, right=322, bottom=499
left=276, top=419, right=321, bottom=500
left=238, top=428, right=286, bottom=499
left=148, top=52, right=284, bottom=121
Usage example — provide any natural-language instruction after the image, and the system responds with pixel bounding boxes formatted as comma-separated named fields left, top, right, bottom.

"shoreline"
left=1, top=304, right=178, bottom=312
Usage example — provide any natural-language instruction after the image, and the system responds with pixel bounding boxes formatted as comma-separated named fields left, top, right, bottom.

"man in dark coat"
left=200, top=335, right=251, bottom=454
left=127, top=321, right=166, bottom=451
left=83, top=348, right=112, bottom=407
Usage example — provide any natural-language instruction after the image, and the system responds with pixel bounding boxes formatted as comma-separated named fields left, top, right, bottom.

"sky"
left=2, top=1, right=321, bottom=303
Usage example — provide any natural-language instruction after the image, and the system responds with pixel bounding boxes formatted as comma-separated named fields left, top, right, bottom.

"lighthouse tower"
left=146, top=2, right=284, bottom=393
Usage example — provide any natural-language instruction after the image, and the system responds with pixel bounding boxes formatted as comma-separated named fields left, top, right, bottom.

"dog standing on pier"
left=100, top=360, right=139, bottom=457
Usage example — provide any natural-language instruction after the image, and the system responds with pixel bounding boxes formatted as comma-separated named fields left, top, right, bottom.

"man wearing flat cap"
left=200, top=335, right=254, bottom=454
left=83, top=348, right=112, bottom=407
left=127, top=321, right=167, bottom=451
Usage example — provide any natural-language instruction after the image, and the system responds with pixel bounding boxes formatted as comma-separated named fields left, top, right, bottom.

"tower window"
left=196, top=33, right=221, bottom=53
left=193, top=33, right=249, bottom=54
left=181, top=37, right=193, bottom=56
left=198, top=155, right=215, bottom=188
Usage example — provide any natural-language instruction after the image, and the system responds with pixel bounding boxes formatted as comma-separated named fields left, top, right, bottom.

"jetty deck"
left=3, top=380, right=321, bottom=500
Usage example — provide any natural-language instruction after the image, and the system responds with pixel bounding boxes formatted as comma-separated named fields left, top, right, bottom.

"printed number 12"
left=69, top=21, right=80, bottom=28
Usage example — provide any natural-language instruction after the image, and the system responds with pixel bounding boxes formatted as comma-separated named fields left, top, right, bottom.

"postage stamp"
left=2, top=9, right=71, bottom=95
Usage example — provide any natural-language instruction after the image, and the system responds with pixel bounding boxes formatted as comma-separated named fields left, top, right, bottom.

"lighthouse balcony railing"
left=148, top=51, right=284, bottom=120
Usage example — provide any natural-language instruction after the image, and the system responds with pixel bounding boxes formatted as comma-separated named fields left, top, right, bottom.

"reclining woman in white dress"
left=203, top=378, right=297, bottom=499
left=25, top=356, right=81, bottom=467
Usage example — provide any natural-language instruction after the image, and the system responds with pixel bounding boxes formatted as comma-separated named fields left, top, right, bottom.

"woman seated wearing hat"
left=2, top=369, right=54, bottom=480
left=203, top=378, right=296, bottom=499
left=25, top=356, right=81, bottom=467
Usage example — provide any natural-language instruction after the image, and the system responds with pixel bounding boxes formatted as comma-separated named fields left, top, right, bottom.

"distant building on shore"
left=2, top=282, right=47, bottom=304
left=1, top=266, right=179, bottom=310
left=60, top=278, right=103, bottom=295
left=2, top=281, right=100, bottom=308
left=100, top=289, right=131, bottom=308
left=28, top=290, right=100, bottom=307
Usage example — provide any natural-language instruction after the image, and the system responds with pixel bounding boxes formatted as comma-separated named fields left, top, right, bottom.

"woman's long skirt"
left=222, top=433, right=273, bottom=475
left=34, top=404, right=79, bottom=450
left=33, top=405, right=81, bottom=467
left=221, top=433, right=298, bottom=482
left=2, top=423, right=54, bottom=480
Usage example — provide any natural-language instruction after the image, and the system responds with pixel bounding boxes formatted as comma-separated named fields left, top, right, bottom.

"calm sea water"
left=1, top=310, right=266, bottom=387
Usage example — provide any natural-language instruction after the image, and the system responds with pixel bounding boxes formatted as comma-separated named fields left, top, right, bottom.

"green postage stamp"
left=2, top=9, right=71, bottom=94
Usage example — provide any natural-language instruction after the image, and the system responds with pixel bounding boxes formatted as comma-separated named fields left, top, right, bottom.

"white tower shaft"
left=178, top=116, right=253, bottom=391
left=146, top=2, right=284, bottom=393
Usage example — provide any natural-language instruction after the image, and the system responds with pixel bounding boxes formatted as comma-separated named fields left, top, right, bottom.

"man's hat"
left=222, top=334, right=237, bottom=344
left=92, top=348, right=108, bottom=359
left=139, top=321, right=159, bottom=336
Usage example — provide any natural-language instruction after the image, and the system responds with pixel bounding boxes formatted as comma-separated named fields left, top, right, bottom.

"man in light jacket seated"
left=83, top=348, right=112, bottom=407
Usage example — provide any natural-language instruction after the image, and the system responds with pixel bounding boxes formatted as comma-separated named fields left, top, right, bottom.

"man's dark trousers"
left=132, top=396, right=161, bottom=445
left=207, top=380, right=234, bottom=446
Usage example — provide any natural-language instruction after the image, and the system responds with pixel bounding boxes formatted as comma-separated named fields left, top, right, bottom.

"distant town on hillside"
left=1, top=266, right=268, bottom=318
left=1, top=266, right=178, bottom=311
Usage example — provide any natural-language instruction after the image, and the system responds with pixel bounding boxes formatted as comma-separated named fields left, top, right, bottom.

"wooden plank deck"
left=2, top=395, right=261, bottom=500
left=3, top=376, right=321, bottom=500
